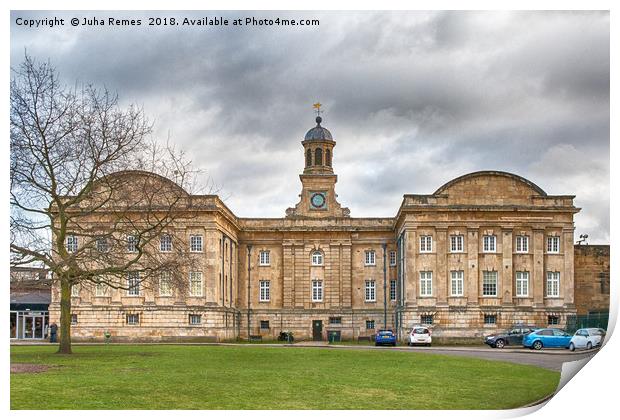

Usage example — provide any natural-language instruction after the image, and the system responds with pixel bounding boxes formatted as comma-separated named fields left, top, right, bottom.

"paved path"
left=11, top=340, right=598, bottom=371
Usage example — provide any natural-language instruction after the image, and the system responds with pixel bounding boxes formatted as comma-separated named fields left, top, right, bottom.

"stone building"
left=51, top=115, right=581, bottom=342
left=574, top=245, right=610, bottom=316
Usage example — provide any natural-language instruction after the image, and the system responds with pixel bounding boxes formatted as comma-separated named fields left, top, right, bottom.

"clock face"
left=310, top=192, right=326, bottom=209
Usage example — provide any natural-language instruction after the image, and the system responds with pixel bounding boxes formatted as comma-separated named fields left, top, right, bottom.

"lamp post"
left=382, top=243, right=387, bottom=330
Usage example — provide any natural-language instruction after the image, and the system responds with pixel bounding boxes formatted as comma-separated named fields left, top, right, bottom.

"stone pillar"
left=467, top=228, right=479, bottom=304
left=533, top=229, right=545, bottom=306
left=405, top=229, right=417, bottom=301
left=436, top=228, right=448, bottom=304
left=502, top=229, right=513, bottom=304
left=283, top=243, right=294, bottom=308
left=341, top=244, right=352, bottom=308
left=563, top=228, right=575, bottom=305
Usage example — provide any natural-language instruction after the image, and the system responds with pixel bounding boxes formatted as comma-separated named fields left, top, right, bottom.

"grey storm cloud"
left=10, top=10, right=610, bottom=243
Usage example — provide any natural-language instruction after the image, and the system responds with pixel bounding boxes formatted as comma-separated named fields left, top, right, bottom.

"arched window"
left=311, top=250, right=324, bottom=266
left=315, top=148, right=323, bottom=166
left=306, top=148, right=312, bottom=167
left=325, top=149, right=331, bottom=166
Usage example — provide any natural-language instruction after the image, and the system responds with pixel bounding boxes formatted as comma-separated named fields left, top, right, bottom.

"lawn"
left=10, top=344, right=559, bottom=410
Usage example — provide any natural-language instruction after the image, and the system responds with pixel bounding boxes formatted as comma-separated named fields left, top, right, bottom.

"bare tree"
left=10, top=54, right=201, bottom=354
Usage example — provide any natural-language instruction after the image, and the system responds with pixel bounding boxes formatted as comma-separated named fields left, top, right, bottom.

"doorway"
left=312, top=320, right=323, bottom=341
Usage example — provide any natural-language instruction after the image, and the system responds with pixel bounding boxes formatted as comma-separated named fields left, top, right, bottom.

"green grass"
left=11, top=344, right=559, bottom=410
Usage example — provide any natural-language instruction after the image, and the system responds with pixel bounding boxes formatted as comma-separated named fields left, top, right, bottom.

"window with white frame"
left=546, top=236, right=560, bottom=254
left=390, top=280, right=397, bottom=301
left=66, top=235, right=78, bottom=253
left=483, top=235, right=496, bottom=253
left=516, top=271, right=529, bottom=297
left=160, top=234, right=172, bottom=252
left=96, top=237, right=109, bottom=253
left=364, top=250, right=376, bottom=266
left=126, top=314, right=139, bottom=325
left=450, top=235, right=464, bottom=252
left=259, top=250, right=270, bottom=266
left=419, top=271, right=433, bottom=297
left=71, top=314, right=78, bottom=325
left=484, top=314, right=497, bottom=325
left=71, top=284, right=79, bottom=297
left=547, top=315, right=559, bottom=325
left=259, top=280, right=270, bottom=302
left=450, top=270, right=464, bottom=296
left=95, top=282, right=107, bottom=297
left=546, top=272, right=560, bottom=297
left=159, top=271, right=172, bottom=296
left=189, top=271, right=203, bottom=297
left=389, top=250, right=396, bottom=266
left=189, top=314, right=202, bottom=325
left=365, top=280, right=376, bottom=302
left=260, top=320, right=270, bottom=329
left=366, top=320, right=375, bottom=330
left=127, top=272, right=140, bottom=296
left=420, top=235, right=433, bottom=253
left=311, top=251, right=323, bottom=266
left=516, top=235, right=529, bottom=253
left=127, top=235, right=138, bottom=253
left=312, top=280, right=323, bottom=302
left=190, top=234, right=203, bottom=252
left=420, top=314, right=433, bottom=325
left=482, top=271, right=498, bottom=296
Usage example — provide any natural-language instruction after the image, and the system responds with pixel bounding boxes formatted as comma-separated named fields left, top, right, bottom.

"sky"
left=10, top=10, right=610, bottom=243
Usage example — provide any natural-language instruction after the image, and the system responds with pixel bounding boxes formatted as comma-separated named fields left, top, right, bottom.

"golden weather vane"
left=313, top=102, right=323, bottom=117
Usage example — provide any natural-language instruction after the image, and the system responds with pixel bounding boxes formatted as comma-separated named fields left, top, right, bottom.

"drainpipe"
left=247, top=244, right=252, bottom=340
left=382, top=243, right=387, bottom=330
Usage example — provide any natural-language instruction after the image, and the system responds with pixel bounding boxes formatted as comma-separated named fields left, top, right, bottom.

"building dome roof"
left=304, top=116, right=333, bottom=141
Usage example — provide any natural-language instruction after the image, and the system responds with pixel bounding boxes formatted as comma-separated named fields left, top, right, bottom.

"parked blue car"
left=523, top=328, right=572, bottom=350
left=375, top=329, right=397, bottom=346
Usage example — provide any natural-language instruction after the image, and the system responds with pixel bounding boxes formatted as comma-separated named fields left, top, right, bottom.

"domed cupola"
left=302, top=107, right=336, bottom=175
left=304, top=116, right=333, bottom=141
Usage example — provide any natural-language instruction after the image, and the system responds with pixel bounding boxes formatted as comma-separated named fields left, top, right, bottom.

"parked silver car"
left=569, top=328, right=606, bottom=351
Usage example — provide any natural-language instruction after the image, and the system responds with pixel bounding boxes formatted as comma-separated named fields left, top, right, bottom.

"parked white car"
left=408, top=325, right=432, bottom=346
left=569, top=328, right=605, bottom=351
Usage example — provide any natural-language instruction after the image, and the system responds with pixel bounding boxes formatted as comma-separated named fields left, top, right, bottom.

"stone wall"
left=574, top=245, right=610, bottom=315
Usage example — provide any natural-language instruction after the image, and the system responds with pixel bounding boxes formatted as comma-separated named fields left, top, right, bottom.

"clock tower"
left=286, top=106, right=350, bottom=218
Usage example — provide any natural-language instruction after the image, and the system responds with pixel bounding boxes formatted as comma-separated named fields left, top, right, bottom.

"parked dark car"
left=484, top=326, right=537, bottom=348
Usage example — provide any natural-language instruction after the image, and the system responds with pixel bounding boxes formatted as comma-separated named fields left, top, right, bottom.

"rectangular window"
left=419, top=235, right=433, bottom=253
left=127, top=235, right=138, bottom=253
left=66, top=235, right=78, bottom=253
left=516, top=235, right=529, bottom=253
left=450, top=235, right=464, bottom=253
left=389, top=250, right=396, bottom=266
left=548, top=315, right=559, bottom=325
left=259, top=280, right=270, bottom=302
left=484, top=314, right=497, bottom=325
left=189, top=314, right=202, bottom=325
left=450, top=270, right=464, bottom=296
left=546, top=236, right=560, bottom=254
left=483, top=235, right=496, bottom=253
left=126, top=314, right=139, bottom=325
left=189, top=271, right=203, bottom=297
left=482, top=271, right=498, bottom=296
left=312, top=280, right=323, bottom=302
left=365, top=250, right=376, bottom=266
left=329, top=317, right=342, bottom=325
left=259, top=250, right=270, bottom=266
left=159, top=271, right=172, bottom=296
left=127, top=272, right=140, bottom=296
left=390, top=280, right=397, bottom=301
left=71, top=314, right=78, bottom=325
left=71, top=284, right=79, bottom=297
left=546, top=272, right=560, bottom=297
left=260, top=320, right=270, bottom=330
left=365, top=280, right=376, bottom=302
left=516, top=271, right=529, bottom=297
left=96, top=237, right=109, bottom=253
left=95, top=282, right=107, bottom=297
left=160, top=235, right=172, bottom=252
left=366, top=320, right=375, bottom=330
left=421, top=314, right=433, bottom=325
left=190, top=235, right=203, bottom=252
left=419, top=271, right=433, bottom=297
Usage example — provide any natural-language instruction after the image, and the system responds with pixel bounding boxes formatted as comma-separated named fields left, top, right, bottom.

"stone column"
left=283, top=243, right=294, bottom=308
left=435, top=228, right=448, bottom=304
left=563, top=228, right=575, bottom=305
left=467, top=229, right=479, bottom=304
left=533, top=229, right=545, bottom=306
left=502, top=229, right=513, bottom=304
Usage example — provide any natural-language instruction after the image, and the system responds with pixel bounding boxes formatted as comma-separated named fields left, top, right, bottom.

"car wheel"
left=586, top=342, right=592, bottom=350
left=533, top=341, right=543, bottom=350
left=569, top=342, right=575, bottom=352
left=495, top=339, right=505, bottom=349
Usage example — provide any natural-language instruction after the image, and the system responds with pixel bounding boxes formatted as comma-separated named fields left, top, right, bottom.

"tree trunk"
left=58, top=278, right=73, bottom=354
